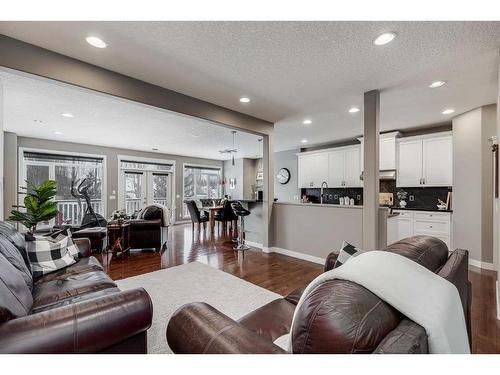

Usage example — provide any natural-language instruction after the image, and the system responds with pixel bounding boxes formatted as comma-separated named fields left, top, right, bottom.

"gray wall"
left=5, top=134, right=223, bottom=222
left=223, top=157, right=260, bottom=200
left=0, top=80, right=3, bottom=219
left=273, top=149, right=300, bottom=202
left=3, top=132, right=17, bottom=219
left=452, top=104, right=497, bottom=264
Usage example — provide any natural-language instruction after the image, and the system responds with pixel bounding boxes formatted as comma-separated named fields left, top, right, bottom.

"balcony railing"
left=56, top=199, right=103, bottom=225
left=125, top=198, right=169, bottom=216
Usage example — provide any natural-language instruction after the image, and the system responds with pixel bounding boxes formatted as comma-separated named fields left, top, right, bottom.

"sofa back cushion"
left=0, top=236, right=33, bottom=291
left=0, top=221, right=30, bottom=272
left=0, top=252, right=33, bottom=323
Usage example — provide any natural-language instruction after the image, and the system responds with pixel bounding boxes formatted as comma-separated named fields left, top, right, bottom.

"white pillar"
left=363, top=90, right=380, bottom=249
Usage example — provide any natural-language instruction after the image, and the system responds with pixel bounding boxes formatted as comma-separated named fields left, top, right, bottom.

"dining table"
left=203, top=205, right=223, bottom=232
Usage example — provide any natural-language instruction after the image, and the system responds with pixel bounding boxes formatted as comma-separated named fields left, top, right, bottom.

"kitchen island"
left=269, top=202, right=389, bottom=264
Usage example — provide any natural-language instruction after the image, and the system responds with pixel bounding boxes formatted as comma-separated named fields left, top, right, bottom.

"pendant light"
left=231, top=131, right=236, bottom=166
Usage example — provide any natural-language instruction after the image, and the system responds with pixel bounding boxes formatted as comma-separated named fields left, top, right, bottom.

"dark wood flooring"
left=97, top=223, right=499, bottom=354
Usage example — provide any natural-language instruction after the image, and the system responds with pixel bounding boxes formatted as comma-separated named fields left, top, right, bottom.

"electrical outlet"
left=409, top=195, right=415, bottom=201
left=357, top=195, right=361, bottom=200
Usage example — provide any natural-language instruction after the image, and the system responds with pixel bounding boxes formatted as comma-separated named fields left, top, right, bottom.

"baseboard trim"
left=496, top=281, right=500, bottom=321
left=469, top=258, right=495, bottom=270
left=246, top=241, right=263, bottom=249
left=266, top=246, right=325, bottom=265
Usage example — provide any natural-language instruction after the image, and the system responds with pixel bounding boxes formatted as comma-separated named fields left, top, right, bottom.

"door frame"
left=117, top=154, right=176, bottom=220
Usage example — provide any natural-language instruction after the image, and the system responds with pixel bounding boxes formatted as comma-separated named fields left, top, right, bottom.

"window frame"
left=18, top=147, right=107, bottom=228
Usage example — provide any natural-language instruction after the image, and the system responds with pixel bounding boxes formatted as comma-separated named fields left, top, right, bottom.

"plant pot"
left=399, top=200, right=407, bottom=208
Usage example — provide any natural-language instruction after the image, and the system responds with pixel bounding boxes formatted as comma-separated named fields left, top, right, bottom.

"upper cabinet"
left=397, top=133, right=452, bottom=187
left=358, top=132, right=400, bottom=171
left=297, top=145, right=362, bottom=189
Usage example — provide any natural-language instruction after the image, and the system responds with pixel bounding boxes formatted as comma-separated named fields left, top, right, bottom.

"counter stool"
left=231, top=201, right=251, bottom=251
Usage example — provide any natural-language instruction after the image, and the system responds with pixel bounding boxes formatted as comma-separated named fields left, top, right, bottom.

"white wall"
left=273, top=149, right=300, bottom=202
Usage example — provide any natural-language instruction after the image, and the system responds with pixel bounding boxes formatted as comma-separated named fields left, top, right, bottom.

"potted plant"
left=111, top=209, right=127, bottom=224
left=396, top=190, right=408, bottom=208
left=9, top=180, right=59, bottom=236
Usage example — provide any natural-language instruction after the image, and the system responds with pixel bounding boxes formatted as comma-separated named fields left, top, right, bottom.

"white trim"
left=296, top=143, right=360, bottom=157
left=18, top=146, right=108, bottom=221
left=245, top=240, right=263, bottom=249
left=396, top=131, right=453, bottom=143
left=496, top=281, right=500, bottom=321
left=267, top=246, right=325, bottom=265
left=469, top=258, right=495, bottom=270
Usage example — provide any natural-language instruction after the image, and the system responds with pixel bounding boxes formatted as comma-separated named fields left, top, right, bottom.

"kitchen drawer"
left=392, top=210, right=414, bottom=218
left=414, top=211, right=450, bottom=221
left=414, top=219, right=450, bottom=235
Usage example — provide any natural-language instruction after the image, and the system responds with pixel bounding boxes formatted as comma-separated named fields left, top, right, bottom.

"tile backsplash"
left=302, top=181, right=452, bottom=209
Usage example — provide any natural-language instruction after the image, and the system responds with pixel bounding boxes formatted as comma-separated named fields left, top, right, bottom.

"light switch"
left=109, top=195, right=116, bottom=200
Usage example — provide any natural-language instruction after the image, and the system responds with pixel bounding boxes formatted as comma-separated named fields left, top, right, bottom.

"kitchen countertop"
left=274, top=201, right=390, bottom=211
left=388, top=206, right=453, bottom=213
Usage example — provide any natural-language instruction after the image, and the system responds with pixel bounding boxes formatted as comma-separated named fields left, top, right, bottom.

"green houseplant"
left=9, top=180, right=59, bottom=233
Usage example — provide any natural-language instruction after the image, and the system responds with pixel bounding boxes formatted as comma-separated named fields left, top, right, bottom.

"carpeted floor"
left=116, top=261, right=281, bottom=353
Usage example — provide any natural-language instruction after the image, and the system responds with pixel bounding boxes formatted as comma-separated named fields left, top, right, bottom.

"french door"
left=122, top=170, right=171, bottom=216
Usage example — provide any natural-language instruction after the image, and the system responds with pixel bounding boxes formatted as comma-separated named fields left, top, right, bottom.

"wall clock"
left=277, top=168, right=291, bottom=184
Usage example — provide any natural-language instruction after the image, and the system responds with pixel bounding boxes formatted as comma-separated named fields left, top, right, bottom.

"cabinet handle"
left=422, top=178, right=426, bottom=185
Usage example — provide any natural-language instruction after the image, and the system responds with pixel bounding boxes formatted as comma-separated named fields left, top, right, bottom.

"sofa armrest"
left=167, top=302, right=286, bottom=354
left=0, top=288, right=152, bottom=354
left=324, top=251, right=339, bottom=272
left=73, top=237, right=91, bottom=258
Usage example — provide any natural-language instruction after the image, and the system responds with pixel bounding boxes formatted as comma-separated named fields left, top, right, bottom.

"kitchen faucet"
left=320, top=181, right=328, bottom=204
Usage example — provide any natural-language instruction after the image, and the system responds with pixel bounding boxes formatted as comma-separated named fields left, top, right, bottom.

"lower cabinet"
left=387, top=210, right=452, bottom=250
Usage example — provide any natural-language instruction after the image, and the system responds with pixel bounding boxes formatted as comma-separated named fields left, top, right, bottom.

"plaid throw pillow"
left=334, top=241, right=366, bottom=268
left=26, top=230, right=79, bottom=278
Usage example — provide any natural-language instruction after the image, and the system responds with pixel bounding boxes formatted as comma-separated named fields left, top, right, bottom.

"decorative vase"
left=399, top=200, right=407, bottom=208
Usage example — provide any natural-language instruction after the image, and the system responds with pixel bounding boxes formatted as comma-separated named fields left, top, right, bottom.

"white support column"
left=363, top=90, right=380, bottom=249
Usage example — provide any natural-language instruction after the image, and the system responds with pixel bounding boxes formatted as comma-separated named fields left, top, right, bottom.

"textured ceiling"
left=0, top=21, right=499, bottom=151
left=0, top=69, right=263, bottom=160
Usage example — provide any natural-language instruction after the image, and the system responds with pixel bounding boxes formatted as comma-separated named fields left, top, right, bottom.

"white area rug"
left=116, top=261, right=281, bottom=354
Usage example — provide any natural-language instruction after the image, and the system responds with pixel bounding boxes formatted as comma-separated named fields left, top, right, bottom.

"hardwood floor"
left=98, top=223, right=499, bottom=353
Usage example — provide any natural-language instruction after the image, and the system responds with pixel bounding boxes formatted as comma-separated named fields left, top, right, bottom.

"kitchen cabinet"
left=297, top=152, right=329, bottom=188
left=297, top=145, right=362, bottom=189
left=397, top=133, right=452, bottom=187
left=389, top=210, right=452, bottom=250
left=358, top=131, right=400, bottom=172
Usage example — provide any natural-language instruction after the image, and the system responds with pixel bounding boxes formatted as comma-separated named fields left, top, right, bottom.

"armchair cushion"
left=0, top=252, right=33, bottom=322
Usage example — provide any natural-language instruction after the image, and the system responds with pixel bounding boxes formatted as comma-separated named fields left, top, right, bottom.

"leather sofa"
left=125, top=204, right=170, bottom=251
left=167, top=236, right=471, bottom=354
left=0, top=222, right=153, bottom=353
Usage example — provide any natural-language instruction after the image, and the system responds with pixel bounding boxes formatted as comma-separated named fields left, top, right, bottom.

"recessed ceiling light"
left=429, top=81, right=446, bottom=88
left=239, top=97, right=250, bottom=103
left=54, top=131, right=64, bottom=135
left=61, top=112, right=74, bottom=118
left=348, top=107, right=360, bottom=113
left=442, top=109, right=455, bottom=115
left=303, top=119, right=312, bottom=125
left=373, top=32, right=397, bottom=46
left=86, top=36, right=107, bottom=49
left=301, top=139, right=308, bottom=144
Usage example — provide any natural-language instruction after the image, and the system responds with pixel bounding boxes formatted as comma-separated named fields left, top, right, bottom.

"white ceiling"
left=0, top=69, right=263, bottom=160
left=0, top=21, right=499, bottom=151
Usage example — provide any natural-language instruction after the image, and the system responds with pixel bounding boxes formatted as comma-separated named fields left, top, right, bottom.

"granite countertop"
left=388, top=206, right=453, bottom=213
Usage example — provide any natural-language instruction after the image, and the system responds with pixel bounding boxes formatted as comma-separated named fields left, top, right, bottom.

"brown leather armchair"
left=167, top=236, right=471, bottom=354
left=0, top=222, right=153, bottom=353
left=126, top=204, right=170, bottom=251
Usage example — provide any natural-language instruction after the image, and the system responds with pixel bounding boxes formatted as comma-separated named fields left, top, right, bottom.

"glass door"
left=150, top=173, right=170, bottom=208
left=122, top=170, right=172, bottom=216
left=124, top=171, right=145, bottom=216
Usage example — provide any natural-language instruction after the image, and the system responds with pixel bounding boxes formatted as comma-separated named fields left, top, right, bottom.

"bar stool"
left=230, top=201, right=251, bottom=251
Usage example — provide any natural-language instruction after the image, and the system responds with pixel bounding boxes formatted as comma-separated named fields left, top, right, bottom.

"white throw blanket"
left=288, top=251, right=470, bottom=354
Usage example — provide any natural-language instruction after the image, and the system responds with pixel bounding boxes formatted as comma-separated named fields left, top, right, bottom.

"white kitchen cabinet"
left=298, top=153, right=329, bottom=188
left=327, top=150, right=344, bottom=188
left=343, top=146, right=362, bottom=187
left=397, top=139, right=423, bottom=187
left=397, top=133, right=452, bottom=187
left=358, top=132, right=400, bottom=172
left=422, top=136, right=453, bottom=186
left=389, top=210, right=452, bottom=250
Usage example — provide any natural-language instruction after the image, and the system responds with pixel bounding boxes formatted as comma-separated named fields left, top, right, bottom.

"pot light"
left=429, top=81, right=446, bottom=88
left=54, top=131, right=64, bottom=135
left=348, top=107, right=360, bottom=113
left=61, top=112, right=74, bottom=118
left=442, top=109, right=455, bottom=115
left=374, top=32, right=397, bottom=46
left=301, top=139, right=308, bottom=144
left=239, top=97, right=250, bottom=103
left=303, top=119, right=312, bottom=125
left=86, top=36, right=107, bottom=49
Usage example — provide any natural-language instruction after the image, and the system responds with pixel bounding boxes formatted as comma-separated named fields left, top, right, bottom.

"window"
left=183, top=165, right=222, bottom=217
left=21, top=151, right=105, bottom=227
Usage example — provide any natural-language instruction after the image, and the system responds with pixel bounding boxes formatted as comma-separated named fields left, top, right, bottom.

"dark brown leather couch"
left=167, top=236, right=471, bottom=354
left=0, top=222, right=153, bottom=353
